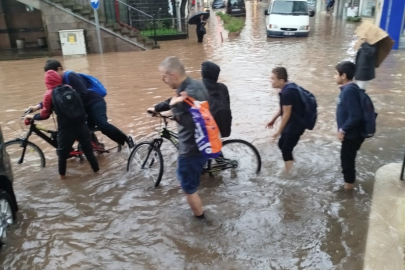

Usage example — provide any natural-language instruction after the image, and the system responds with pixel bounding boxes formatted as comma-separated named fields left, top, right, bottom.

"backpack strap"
left=63, top=71, right=72, bottom=85
left=184, top=97, right=195, bottom=107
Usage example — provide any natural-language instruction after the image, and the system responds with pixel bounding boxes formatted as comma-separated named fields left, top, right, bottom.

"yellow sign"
left=68, top=35, right=76, bottom=44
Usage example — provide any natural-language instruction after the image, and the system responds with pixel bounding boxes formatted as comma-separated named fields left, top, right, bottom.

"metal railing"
left=114, top=0, right=189, bottom=41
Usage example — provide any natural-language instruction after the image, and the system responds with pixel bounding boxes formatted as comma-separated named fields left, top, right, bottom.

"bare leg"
left=344, top=183, right=355, bottom=190
left=186, top=192, right=203, bottom=216
left=285, top=160, right=293, bottom=175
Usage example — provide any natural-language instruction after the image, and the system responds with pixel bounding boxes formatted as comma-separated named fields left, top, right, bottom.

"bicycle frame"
left=149, top=114, right=236, bottom=174
left=16, top=121, right=57, bottom=165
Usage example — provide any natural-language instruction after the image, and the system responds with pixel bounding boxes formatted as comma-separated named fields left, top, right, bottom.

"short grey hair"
left=159, top=56, right=186, bottom=76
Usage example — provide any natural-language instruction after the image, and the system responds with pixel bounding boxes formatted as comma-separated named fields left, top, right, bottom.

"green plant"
left=346, top=16, right=362, bottom=22
left=216, top=11, right=245, bottom=33
left=224, top=17, right=244, bottom=33
left=141, top=28, right=184, bottom=37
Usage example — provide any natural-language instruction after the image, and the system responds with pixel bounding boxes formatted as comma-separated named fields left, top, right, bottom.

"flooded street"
left=1, top=2, right=405, bottom=269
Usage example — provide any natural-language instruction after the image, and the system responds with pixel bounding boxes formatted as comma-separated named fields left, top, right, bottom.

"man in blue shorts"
left=148, top=56, right=209, bottom=218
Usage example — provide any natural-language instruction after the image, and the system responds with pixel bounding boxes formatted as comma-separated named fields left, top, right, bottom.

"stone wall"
left=39, top=1, right=142, bottom=55
left=1, top=0, right=45, bottom=48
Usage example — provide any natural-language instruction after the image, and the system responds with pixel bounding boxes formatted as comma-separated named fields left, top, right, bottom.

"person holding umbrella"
left=189, top=12, right=209, bottom=43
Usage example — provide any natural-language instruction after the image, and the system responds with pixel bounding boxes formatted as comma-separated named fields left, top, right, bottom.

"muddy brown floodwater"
left=1, top=2, right=405, bottom=269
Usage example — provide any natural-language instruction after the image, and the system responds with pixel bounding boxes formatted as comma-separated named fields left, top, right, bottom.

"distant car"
left=0, top=126, right=18, bottom=247
left=307, top=0, right=316, bottom=16
left=226, top=0, right=246, bottom=16
left=212, top=0, right=226, bottom=9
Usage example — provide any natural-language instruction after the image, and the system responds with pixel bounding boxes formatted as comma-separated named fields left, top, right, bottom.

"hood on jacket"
left=201, top=61, right=220, bottom=83
left=45, top=70, right=62, bottom=90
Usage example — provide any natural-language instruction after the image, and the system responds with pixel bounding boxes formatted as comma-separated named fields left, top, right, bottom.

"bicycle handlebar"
left=147, top=110, right=174, bottom=120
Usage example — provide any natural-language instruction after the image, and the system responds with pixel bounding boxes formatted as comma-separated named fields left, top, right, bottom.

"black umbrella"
left=188, top=12, right=210, bottom=25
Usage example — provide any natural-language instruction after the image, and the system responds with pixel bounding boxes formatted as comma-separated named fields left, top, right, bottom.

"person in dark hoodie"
left=25, top=70, right=99, bottom=180
left=28, top=59, right=134, bottom=149
left=201, top=61, right=232, bottom=137
left=354, top=41, right=377, bottom=90
left=334, top=61, right=364, bottom=190
left=266, top=67, right=305, bottom=175
left=196, top=14, right=207, bottom=43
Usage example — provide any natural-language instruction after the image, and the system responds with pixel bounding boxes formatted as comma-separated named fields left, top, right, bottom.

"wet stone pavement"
left=0, top=2, right=405, bottom=269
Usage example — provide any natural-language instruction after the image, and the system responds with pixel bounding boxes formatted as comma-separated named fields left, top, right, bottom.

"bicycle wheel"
left=5, top=139, right=46, bottom=177
left=208, top=139, right=261, bottom=180
left=127, top=142, right=164, bottom=187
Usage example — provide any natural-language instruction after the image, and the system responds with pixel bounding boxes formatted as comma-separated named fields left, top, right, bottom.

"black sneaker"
left=126, top=136, right=135, bottom=148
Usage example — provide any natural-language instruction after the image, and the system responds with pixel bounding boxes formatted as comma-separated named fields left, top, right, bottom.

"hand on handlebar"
left=147, top=107, right=157, bottom=116
left=26, top=105, right=40, bottom=113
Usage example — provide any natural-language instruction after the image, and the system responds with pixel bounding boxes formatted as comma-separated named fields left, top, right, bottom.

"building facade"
left=377, top=0, right=405, bottom=49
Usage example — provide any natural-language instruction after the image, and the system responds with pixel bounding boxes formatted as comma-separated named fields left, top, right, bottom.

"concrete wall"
left=0, top=2, right=11, bottom=49
left=2, top=0, right=46, bottom=48
left=39, top=1, right=142, bottom=55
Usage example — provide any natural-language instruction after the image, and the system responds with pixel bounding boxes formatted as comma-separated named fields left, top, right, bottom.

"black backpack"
left=209, top=96, right=232, bottom=138
left=52, top=85, right=86, bottom=123
left=291, top=84, right=318, bottom=130
left=357, top=88, right=378, bottom=138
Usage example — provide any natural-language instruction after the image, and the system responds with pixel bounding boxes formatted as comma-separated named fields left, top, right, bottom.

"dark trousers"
left=197, top=32, right=204, bottom=43
left=340, top=136, right=364, bottom=184
left=278, top=133, right=301, bottom=162
left=57, top=122, right=99, bottom=176
left=87, top=100, right=127, bottom=145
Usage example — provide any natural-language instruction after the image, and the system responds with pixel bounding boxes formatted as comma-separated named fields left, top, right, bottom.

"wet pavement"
left=1, top=1, right=405, bottom=269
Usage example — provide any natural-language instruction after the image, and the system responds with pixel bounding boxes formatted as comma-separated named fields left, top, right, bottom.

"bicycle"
left=127, top=112, right=262, bottom=187
left=5, top=110, right=122, bottom=176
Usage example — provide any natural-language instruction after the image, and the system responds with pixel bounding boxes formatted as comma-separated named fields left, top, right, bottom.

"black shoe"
left=126, top=136, right=135, bottom=148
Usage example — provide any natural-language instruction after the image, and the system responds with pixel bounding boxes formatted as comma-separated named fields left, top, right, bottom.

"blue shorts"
left=177, top=155, right=208, bottom=194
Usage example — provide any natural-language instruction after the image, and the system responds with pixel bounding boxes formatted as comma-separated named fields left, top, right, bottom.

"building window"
left=361, top=0, right=376, bottom=17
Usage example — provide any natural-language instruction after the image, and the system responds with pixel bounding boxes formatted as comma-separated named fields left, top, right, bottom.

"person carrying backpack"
left=201, top=61, right=232, bottom=137
left=25, top=70, right=99, bottom=180
left=266, top=67, right=311, bottom=175
left=148, top=56, right=211, bottom=219
left=41, top=59, right=134, bottom=149
left=334, top=61, right=376, bottom=190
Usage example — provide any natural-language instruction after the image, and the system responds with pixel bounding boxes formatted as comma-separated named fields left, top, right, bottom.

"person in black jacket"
left=354, top=41, right=377, bottom=90
left=267, top=67, right=306, bottom=175
left=334, top=61, right=364, bottom=190
left=42, top=59, right=134, bottom=149
left=196, top=14, right=206, bottom=43
left=201, top=61, right=232, bottom=137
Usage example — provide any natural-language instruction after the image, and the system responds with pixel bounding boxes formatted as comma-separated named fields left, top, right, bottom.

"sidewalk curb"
left=364, top=163, right=405, bottom=270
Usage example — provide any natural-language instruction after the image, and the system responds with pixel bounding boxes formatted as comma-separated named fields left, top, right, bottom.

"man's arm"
left=33, top=91, right=52, bottom=120
left=267, top=107, right=281, bottom=128
left=276, top=105, right=292, bottom=134
left=340, top=88, right=362, bottom=133
left=154, top=98, right=172, bottom=112
left=171, top=89, right=200, bottom=132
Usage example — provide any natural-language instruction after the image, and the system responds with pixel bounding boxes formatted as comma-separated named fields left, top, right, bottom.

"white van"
left=265, top=0, right=314, bottom=37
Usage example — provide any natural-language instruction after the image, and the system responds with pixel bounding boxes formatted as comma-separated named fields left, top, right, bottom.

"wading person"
left=354, top=41, right=376, bottom=90
left=196, top=14, right=206, bottom=43
left=201, top=61, right=232, bottom=137
left=42, top=59, right=134, bottom=149
left=266, top=67, right=306, bottom=175
left=334, top=61, right=365, bottom=190
left=25, top=70, right=99, bottom=180
left=148, top=56, right=210, bottom=218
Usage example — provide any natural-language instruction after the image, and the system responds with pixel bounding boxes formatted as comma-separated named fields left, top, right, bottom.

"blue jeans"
left=177, top=155, right=208, bottom=194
